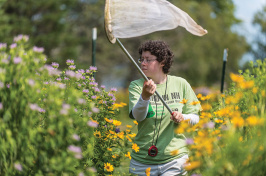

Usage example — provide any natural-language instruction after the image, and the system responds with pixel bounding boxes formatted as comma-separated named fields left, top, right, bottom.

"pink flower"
left=14, top=163, right=22, bottom=171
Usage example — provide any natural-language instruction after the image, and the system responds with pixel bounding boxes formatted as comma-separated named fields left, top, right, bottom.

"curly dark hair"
left=138, top=40, right=174, bottom=74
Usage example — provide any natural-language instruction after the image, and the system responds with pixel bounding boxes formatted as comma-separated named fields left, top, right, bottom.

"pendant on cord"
left=148, top=145, right=158, bottom=157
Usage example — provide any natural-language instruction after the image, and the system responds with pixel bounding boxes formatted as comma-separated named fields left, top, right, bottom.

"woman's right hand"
left=141, top=79, right=156, bottom=100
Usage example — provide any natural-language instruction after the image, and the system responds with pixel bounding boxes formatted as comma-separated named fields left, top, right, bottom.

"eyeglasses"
left=138, top=58, right=157, bottom=64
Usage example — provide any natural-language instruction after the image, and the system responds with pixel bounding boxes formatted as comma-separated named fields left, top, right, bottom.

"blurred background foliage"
left=0, top=0, right=265, bottom=89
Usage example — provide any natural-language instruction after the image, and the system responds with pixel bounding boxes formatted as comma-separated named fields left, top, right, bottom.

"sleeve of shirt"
left=132, top=95, right=150, bottom=121
left=128, top=80, right=144, bottom=119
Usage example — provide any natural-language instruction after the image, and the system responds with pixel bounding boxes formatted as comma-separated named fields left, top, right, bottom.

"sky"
left=232, top=0, right=266, bottom=65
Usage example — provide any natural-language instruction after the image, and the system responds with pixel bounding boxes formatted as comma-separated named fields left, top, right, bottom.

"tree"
left=251, top=5, right=266, bottom=61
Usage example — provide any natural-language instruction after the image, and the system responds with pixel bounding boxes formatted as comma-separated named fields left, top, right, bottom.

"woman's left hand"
left=170, top=111, right=184, bottom=123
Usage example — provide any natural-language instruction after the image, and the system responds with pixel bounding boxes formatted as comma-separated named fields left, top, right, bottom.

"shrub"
left=0, top=35, right=134, bottom=175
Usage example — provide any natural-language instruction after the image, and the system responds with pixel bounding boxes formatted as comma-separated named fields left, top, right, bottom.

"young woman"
left=128, top=40, right=201, bottom=176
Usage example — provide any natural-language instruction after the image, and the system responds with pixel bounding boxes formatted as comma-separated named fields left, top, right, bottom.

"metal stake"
left=116, top=38, right=173, bottom=114
left=221, top=48, right=228, bottom=93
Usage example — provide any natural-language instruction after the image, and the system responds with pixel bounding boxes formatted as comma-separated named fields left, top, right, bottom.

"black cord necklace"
left=148, top=76, right=168, bottom=157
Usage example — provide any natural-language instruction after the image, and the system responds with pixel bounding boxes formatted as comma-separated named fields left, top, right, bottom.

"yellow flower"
left=128, top=133, right=136, bottom=138
left=133, top=120, right=138, bottom=125
left=230, top=73, right=244, bottom=83
left=190, top=101, right=200, bottom=105
left=105, top=118, right=113, bottom=123
left=117, top=132, right=124, bottom=139
left=94, top=131, right=101, bottom=138
left=107, top=148, right=112, bottom=151
left=126, top=135, right=132, bottom=142
left=252, top=87, right=258, bottom=94
left=197, top=94, right=202, bottom=99
left=125, top=152, right=131, bottom=160
left=113, top=120, right=122, bottom=126
left=112, top=154, right=118, bottom=158
left=231, top=117, right=245, bottom=128
left=201, top=95, right=211, bottom=101
left=180, top=99, right=188, bottom=104
left=239, top=80, right=254, bottom=89
left=126, top=129, right=131, bottom=133
left=126, top=125, right=132, bottom=128
left=262, top=90, right=265, bottom=97
left=104, top=162, right=114, bottom=172
left=201, top=104, right=212, bottom=111
left=246, top=116, right=264, bottom=126
left=145, top=167, right=151, bottom=176
left=239, top=136, right=243, bottom=142
left=132, top=143, right=140, bottom=152
left=184, top=161, right=201, bottom=171
left=170, top=149, right=179, bottom=156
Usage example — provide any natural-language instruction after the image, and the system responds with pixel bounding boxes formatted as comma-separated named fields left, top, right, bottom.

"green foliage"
left=0, top=35, right=133, bottom=175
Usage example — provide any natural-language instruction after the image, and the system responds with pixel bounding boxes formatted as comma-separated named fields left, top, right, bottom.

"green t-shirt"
left=128, top=75, right=200, bottom=164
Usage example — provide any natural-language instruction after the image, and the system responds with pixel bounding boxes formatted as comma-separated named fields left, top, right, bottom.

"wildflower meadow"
left=0, top=35, right=265, bottom=176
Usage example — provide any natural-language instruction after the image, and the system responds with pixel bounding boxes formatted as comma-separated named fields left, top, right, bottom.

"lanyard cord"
left=151, top=76, right=168, bottom=146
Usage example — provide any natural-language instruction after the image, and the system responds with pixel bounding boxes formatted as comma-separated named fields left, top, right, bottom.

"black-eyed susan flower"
left=104, top=162, right=114, bottom=172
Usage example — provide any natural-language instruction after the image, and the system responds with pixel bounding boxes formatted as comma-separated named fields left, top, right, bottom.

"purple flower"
left=28, top=79, right=35, bottom=87
left=68, top=145, right=82, bottom=153
left=186, top=138, right=194, bottom=145
left=10, top=43, right=17, bottom=49
left=78, top=98, right=86, bottom=104
left=83, top=89, right=89, bottom=93
left=64, top=77, right=70, bottom=80
left=44, top=81, right=49, bottom=84
left=63, top=104, right=71, bottom=110
left=14, top=34, right=29, bottom=42
left=91, top=95, right=97, bottom=99
left=78, top=69, right=85, bottom=73
left=111, top=87, right=117, bottom=92
left=72, top=134, right=80, bottom=141
left=79, top=172, right=85, bottom=176
left=75, top=73, right=82, bottom=80
left=33, top=46, right=44, bottom=53
left=204, top=122, right=215, bottom=129
left=112, top=97, right=116, bottom=101
left=101, top=85, right=106, bottom=89
left=0, top=102, right=3, bottom=110
left=69, top=65, right=76, bottom=70
left=87, top=120, right=98, bottom=128
left=44, top=65, right=60, bottom=76
left=191, top=174, right=202, bottom=176
left=56, top=77, right=62, bottom=81
left=14, top=163, right=22, bottom=171
left=29, top=103, right=39, bottom=111
left=6, top=84, right=10, bottom=88
left=115, top=128, right=120, bottom=133
left=92, top=107, right=99, bottom=113
left=51, top=62, right=59, bottom=68
left=38, top=108, right=46, bottom=113
left=81, top=76, right=86, bottom=80
left=66, top=59, right=74, bottom=65
left=65, top=70, right=75, bottom=78
left=0, top=43, right=7, bottom=49
left=94, top=87, right=100, bottom=92
left=108, top=93, right=114, bottom=97
left=58, top=83, right=66, bottom=89
left=89, top=66, right=97, bottom=71
left=13, top=57, right=22, bottom=64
